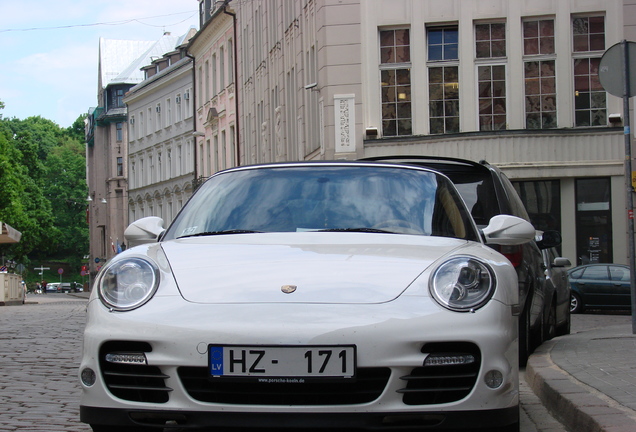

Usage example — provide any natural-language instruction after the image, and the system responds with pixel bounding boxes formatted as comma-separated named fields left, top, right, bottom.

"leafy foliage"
left=0, top=103, right=88, bottom=271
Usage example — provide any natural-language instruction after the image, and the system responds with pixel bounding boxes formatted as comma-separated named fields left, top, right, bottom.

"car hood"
left=160, top=232, right=468, bottom=304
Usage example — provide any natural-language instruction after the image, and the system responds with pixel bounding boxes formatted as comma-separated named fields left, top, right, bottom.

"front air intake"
left=398, top=342, right=481, bottom=405
left=99, top=341, right=171, bottom=403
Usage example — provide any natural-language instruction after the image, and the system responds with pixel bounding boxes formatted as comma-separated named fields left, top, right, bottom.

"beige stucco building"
left=86, top=0, right=636, bottom=279
left=224, top=0, right=635, bottom=266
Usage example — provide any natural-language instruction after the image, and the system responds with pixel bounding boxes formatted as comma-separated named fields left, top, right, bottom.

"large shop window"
left=576, top=177, right=612, bottom=264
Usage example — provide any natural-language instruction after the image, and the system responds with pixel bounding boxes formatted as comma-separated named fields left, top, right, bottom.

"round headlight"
left=430, top=257, right=495, bottom=312
left=98, top=257, right=159, bottom=311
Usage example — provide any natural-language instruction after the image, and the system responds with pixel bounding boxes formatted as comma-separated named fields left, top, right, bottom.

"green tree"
left=0, top=121, right=57, bottom=261
left=66, top=114, right=87, bottom=143
left=0, top=112, right=88, bottom=265
left=44, top=134, right=89, bottom=262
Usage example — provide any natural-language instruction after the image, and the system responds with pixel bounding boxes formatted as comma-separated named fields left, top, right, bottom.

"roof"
left=98, top=29, right=195, bottom=88
left=98, top=38, right=155, bottom=88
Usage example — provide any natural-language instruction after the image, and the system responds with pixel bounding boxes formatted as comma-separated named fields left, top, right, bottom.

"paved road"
left=0, top=294, right=90, bottom=432
left=1, top=293, right=626, bottom=431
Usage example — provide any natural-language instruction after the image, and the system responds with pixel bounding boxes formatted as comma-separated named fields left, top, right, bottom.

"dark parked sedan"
left=569, top=264, right=632, bottom=313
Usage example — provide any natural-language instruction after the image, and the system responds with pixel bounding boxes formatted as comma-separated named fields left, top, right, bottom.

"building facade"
left=125, top=30, right=197, bottom=227
left=87, top=0, right=635, bottom=275
left=189, top=2, right=239, bottom=183
left=86, top=37, right=155, bottom=279
left=224, top=0, right=634, bottom=266
left=86, top=33, right=195, bottom=281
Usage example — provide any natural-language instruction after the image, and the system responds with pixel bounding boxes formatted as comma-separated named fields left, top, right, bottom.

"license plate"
left=208, top=345, right=356, bottom=380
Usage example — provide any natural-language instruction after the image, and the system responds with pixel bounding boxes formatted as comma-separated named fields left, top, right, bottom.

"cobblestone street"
left=0, top=294, right=90, bottom=432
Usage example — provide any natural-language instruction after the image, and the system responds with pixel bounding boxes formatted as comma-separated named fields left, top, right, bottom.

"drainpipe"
left=223, top=4, right=240, bottom=166
left=185, top=51, right=200, bottom=188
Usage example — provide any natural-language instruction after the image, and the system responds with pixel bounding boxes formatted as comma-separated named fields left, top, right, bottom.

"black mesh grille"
left=99, top=341, right=171, bottom=403
left=399, top=342, right=481, bottom=405
left=177, top=366, right=390, bottom=405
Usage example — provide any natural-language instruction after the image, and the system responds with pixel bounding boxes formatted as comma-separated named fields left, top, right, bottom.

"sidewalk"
left=526, top=323, right=636, bottom=432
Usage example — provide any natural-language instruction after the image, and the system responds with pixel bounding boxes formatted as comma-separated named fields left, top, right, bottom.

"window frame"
left=572, top=15, right=607, bottom=127
left=379, top=27, right=412, bottom=137
left=474, top=21, right=507, bottom=132
left=522, top=18, right=557, bottom=129
left=427, top=25, right=460, bottom=134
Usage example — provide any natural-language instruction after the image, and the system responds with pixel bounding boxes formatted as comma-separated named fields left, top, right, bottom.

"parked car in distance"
left=59, top=282, right=82, bottom=293
left=362, top=156, right=563, bottom=365
left=537, top=236, right=572, bottom=338
left=569, top=264, right=632, bottom=313
left=46, top=282, right=61, bottom=293
left=80, top=162, right=536, bottom=432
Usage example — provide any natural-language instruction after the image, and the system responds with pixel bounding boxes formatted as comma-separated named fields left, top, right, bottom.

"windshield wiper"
left=178, top=229, right=262, bottom=239
left=317, top=227, right=396, bottom=234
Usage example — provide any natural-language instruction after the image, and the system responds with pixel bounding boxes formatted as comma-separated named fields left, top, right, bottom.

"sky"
left=0, top=0, right=200, bottom=128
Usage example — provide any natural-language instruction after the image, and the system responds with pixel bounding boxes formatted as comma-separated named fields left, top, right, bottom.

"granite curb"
left=526, top=328, right=636, bottom=432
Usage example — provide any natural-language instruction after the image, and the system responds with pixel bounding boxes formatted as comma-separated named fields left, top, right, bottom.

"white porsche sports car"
left=79, top=162, right=535, bottom=432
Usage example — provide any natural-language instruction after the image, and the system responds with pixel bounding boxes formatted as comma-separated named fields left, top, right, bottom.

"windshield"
left=163, top=165, right=479, bottom=241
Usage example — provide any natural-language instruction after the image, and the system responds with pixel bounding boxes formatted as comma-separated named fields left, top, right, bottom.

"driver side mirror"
left=482, top=215, right=536, bottom=246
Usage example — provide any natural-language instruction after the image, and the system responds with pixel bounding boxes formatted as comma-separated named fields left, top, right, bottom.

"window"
left=204, top=61, right=210, bottom=102
left=116, top=89, right=125, bottom=107
left=574, top=58, right=605, bottom=126
left=116, top=122, right=123, bottom=141
left=429, top=67, right=459, bottom=134
left=212, top=54, right=217, bottom=96
left=573, top=16, right=606, bottom=127
left=176, top=94, right=182, bottom=122
left=573, top=16, right=605, bottom=52
left=147, top=107, right=153, bottom=135
left=582, top=266, right=609, bottom=280
left=166, top=98, right=172, bottom=127
left=380, top=28, right=412, bottom=137
left=220, top=46, right=225, bottom=90
left=576, top=177, right=612, bottom=264
left=475, top=23, right=506, bottom=58
left=428, top=26, right=459, bottom=134
left=116, top=157, right=123, bottom=177
left=228, top=39, right=234, bottom=84
left=475, top=23, right=506, bottom=131
left=513, top=180, right=561, bottom=234
left=523, top=19, right=556, bottom=129
left=428, top=27, right=458, bottom=61
left=523, top=19, right=555, bottom=55
left=156, top=104, right=161, bottom=130
left=524, top=60, right=556, bottom=128
left=478, top=65, right=506, bottom=130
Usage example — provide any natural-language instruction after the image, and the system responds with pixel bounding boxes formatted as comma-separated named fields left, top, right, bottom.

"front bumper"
left=80, top=295, right=519, bottom=430
left=81, top=405, right=519, bottom=430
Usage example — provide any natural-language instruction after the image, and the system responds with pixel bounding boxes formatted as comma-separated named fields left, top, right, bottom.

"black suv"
left=363, top=156, right=568, bottom=365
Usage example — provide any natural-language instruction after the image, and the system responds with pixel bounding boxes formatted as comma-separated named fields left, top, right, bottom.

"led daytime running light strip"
left=424, top=354, right=475, bottom=366
left=105, top=352, right=147, bottom=365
